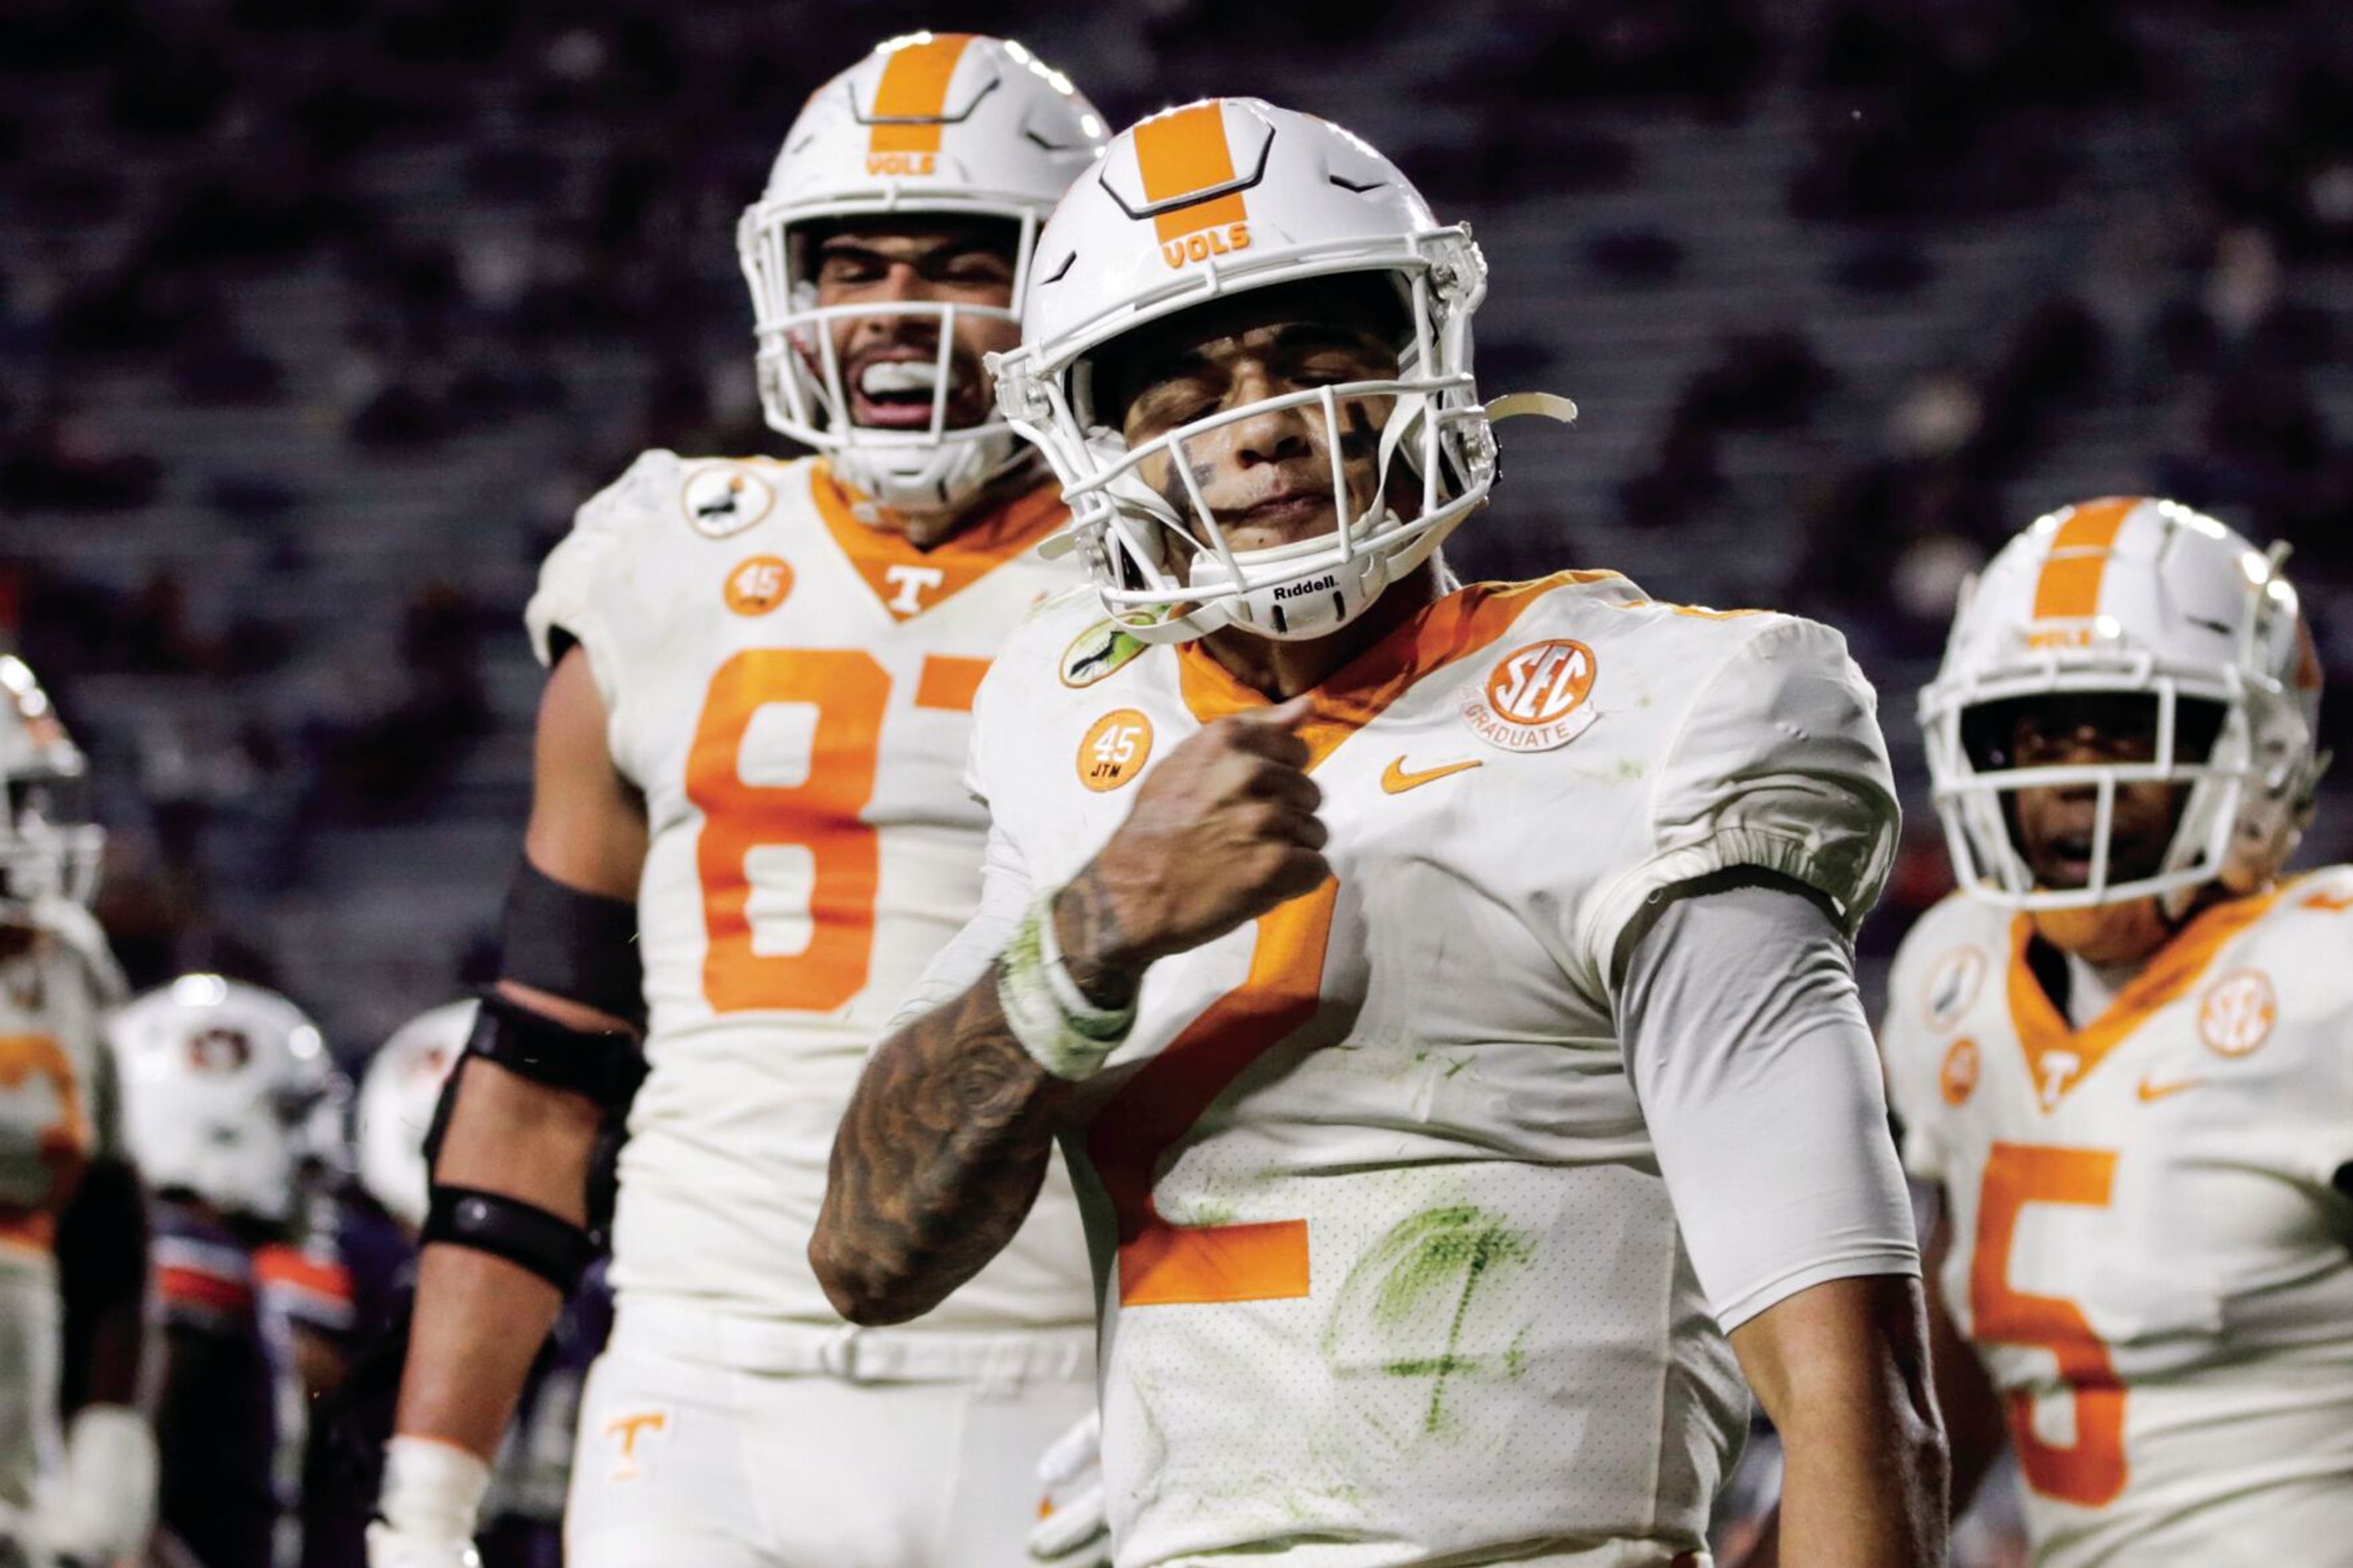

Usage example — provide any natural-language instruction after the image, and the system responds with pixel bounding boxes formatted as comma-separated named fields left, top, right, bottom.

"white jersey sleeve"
left=1583, top=616, right=1900, bottom=996
left=523, top=449, right=684, bottom=787
left=1619, top=880, right=1919, bottom=1328
left=1877, top=893, right=1996, bottom=1187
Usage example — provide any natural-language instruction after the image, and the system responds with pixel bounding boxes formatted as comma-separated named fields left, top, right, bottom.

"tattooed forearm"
left=811, top=968, right=1075, bottom=1325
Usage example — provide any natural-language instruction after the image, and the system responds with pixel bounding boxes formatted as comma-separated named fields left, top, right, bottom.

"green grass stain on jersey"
left=1349, top=1205, right=1534, bottom=1435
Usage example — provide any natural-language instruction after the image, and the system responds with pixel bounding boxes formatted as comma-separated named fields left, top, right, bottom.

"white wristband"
left=379, top=1436, right=492, bottom=1542
left=999, top=888, right=1134, bottom=1081
left=45, top=1404, right=157, bottom=1561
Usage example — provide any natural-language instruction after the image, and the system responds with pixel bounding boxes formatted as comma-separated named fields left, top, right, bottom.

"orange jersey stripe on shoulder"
left=867, top=33, right=975, bottom=156
left=1134, top=103, right=1248, bottom=243
left=2031, top=498, right=2136, bottom=621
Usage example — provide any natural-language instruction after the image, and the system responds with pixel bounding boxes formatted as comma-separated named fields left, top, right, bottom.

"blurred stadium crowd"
left=4, top=2, right=2351, bottom=1566
left=4, top=0, right=2352, bottom=1048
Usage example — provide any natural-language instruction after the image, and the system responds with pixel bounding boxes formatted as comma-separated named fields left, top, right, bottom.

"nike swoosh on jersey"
left=2136, top=1074, right=2204, bottom=1103
left=1381, top=756, right=1483, bottom=794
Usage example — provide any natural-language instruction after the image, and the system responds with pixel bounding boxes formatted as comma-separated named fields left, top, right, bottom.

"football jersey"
left=0, top=900, right=126, bottom=1510
left=963, top=571, right=1903, bottom=1564
left=0, top=900, right=125, bottom=1243
left=526, top=451, right=1094, bottom=1328
left=1884, top=876, right=2353, bottom=1567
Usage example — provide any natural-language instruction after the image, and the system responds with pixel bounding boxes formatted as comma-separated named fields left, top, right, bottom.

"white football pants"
left=0, top=1247, right=61, bottom=1515
left=565, top=1299, right=1094, bottom=1567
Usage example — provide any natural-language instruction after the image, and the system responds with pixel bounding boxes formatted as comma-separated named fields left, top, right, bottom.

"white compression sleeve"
left=1618, top=879, right=1920, bottom=1331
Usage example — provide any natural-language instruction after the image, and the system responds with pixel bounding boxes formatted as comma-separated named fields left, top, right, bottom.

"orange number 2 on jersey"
left=1085, top=880, right=1338, bottom=1307
left=1971, top=1142, right=2128, bottom=1507
left=688, top=648, right=889, bottom=1013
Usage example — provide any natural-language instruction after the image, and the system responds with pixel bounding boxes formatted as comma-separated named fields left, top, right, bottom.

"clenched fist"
left=1055, top=696, right=1330, bottom=1002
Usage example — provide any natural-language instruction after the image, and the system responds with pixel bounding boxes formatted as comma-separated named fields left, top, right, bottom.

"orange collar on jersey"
left=1173, top=571, right=1602, bottom=771
left=809, top=463, right=1067, bottom=623
left=2004, top=883, right=2288, bottom=1108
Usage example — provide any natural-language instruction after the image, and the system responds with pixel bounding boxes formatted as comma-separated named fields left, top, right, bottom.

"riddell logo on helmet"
left=866, top=151, right=937, bottom=177
left=2026, top=624, right=2093, bottom=650
left=1273, top=574, right=1336, bottom=602
left=1162, top=222, right=1251, bottom=269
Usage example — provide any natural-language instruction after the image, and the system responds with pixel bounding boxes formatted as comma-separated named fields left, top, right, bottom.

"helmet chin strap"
left=828, top=426, right=1033, bottom=518
left=1191, top=542, right=1390, bottom=642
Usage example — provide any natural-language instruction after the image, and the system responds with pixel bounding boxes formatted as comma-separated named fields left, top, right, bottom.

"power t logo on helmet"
left=740, top=33, right=1105, bottom=515
left=991, top=97, right=1572, bottom=646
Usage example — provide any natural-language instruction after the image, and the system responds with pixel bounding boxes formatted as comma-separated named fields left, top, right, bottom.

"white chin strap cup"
left=828, top=426, right=1029, bottom=517
left=1189, top=536, right=1391, bottom=642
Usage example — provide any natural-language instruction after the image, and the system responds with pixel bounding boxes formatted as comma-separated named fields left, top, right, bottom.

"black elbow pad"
left=498, top=858, right=645, bottom=1029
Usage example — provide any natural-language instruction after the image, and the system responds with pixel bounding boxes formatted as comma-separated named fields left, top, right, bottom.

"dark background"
left=4, top=0, right=2349, bottom=1058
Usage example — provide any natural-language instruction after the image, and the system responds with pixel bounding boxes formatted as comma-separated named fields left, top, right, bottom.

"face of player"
left=2006, top=693, right=2186, bottom=891
left=1118, top=310, right=1404, bottom=559
left=811, top=219, right=1020, bottom=434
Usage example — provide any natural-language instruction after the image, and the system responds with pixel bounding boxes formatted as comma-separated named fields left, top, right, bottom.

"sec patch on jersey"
left=1458, top=637, right=1600, bottom=752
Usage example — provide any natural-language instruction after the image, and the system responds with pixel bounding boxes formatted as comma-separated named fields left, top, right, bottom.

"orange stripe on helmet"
left=1134, top=102, right=1248, bottom=242
left=2031, top=497, right=2137, bottom=620
left=866, top=33, right=975, bottom=156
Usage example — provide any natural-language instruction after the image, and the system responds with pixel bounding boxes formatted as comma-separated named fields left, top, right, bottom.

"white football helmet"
left=355, top=999, right=472, bottom=1232
left=1920, top=496, right=2327, bottom=911
left=108, top=975, right=338, bottom=1225
left=738, top=32, right=1107, bottom=513
left=991, top=97, right=1572, bottom=645
left=0, top=655, right=103, bottom=921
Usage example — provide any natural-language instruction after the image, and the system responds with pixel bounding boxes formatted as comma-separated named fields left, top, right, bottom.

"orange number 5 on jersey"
left=688, top=649, right=889, bottom=1013
left=1970, top=1142, right=2128, bottom=1507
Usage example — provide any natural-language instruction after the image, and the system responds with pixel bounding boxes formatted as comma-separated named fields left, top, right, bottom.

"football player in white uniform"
left=1881, top=496, right=2351, bottom=1566
left=0, top=656, right=154, bottom=1568
left=112, top=974, right=356, bottom=1568
left=377, top=32, right=1110, bottom=1568
left=815, top=99, right=1947, bottom=1566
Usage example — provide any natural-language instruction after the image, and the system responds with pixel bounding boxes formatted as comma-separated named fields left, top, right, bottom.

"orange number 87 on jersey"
left=688, top=649, right=890, bottom=1013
